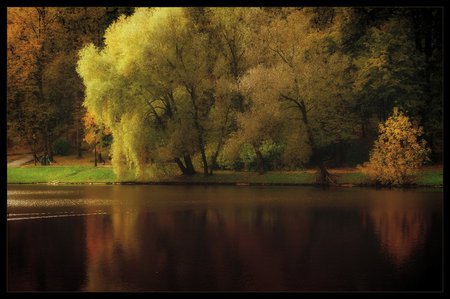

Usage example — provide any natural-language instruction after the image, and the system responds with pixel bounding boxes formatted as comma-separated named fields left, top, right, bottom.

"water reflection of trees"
left=8, top=186, right=441, bottom=291
left=81, top=202, right=385, bottom=290
left=81, top=202, right=315, bottom=291
left=80, top=192, right=439, bottom=291
left=363, top=190, right=431, bottom=267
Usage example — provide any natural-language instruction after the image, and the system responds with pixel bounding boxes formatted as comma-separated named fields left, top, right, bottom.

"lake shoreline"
left=7, top=166, right=443, bottom=188
left=7, top=181, right=443, bottom=189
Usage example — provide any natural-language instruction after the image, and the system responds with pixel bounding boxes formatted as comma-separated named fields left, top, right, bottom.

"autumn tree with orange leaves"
left=7, top=7, right=134, bottom=161
left=362, top=108, right=431, bottom=186
left=83, top=112, right=112, bottom=167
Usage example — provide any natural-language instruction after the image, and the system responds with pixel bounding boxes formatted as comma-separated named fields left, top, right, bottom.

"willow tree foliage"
left=78, top=8, right=224, bottom=178
left=78, top=9, right=156, bottom=178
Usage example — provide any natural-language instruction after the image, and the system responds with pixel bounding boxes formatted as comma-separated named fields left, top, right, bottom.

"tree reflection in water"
left=363, top=190, right=431, bottom=267
left=7, top=185, right=442, bottom=291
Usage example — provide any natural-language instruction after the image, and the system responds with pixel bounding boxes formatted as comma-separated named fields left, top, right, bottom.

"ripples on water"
left=8, top=189, right=79, bottom=195
left=8, top=198, right=116, bottom=208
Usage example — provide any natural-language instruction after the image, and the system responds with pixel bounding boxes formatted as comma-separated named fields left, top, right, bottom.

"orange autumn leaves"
left=83, top=112, right=111, bottom=152
left=362, top=108, right=431, bottom=186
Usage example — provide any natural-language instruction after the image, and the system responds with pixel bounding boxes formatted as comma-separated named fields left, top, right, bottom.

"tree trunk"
left=316, top=161, right=337, bottom=186
left=188, top=86, right=208, bottom=177
left=44, top=126, right=50, bottom=159
left=174, top=155, right=196, bottom=175
left=183, top=154, right=196, bottom=175
left=174, top=157, right=188, bottom=175
left=298, top=102, right=336, bottom=186
left=254, top=146, right=265, bottom=174
left=48, top=133, right=54, bottom=162
left=30, top=134, right=38, bottom=166
left=94, top=145, right=97, bottom=167
left=76, top=117, right=83, bottom=158
left=199, top=146, right=209, bottom=177
left=209, top=107, right=231, bottom=175
left=209, top=155, right=218, bottom=175
left=209, top=140, right=224, bottom=175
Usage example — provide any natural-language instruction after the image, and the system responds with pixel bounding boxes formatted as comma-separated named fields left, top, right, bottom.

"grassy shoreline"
left=7, top=165, right=443, bottom=187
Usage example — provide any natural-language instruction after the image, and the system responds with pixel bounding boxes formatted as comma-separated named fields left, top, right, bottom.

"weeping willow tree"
left=77, top=8, right=224, bottom=179
left=77, top=38, right=156, bottom=179
left=78, top=8, right=181, bottom=179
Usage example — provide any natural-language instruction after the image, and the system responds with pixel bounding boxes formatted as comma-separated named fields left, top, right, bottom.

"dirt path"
left=7, top=155, right=34, bottom=167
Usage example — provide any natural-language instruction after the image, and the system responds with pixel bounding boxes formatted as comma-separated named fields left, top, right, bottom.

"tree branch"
left=267, top=43, right=293, bottom=68
left=280, top=93, right=303, bottom=110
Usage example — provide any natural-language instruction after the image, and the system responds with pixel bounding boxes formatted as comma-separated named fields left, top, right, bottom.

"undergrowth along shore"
left=7, top=166, right=443, bottom=187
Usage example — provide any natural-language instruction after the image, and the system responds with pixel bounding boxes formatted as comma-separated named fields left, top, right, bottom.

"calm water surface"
left=7, top=185, right=442, bottom=292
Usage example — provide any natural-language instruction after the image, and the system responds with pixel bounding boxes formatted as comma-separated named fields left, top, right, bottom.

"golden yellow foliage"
left=361, top=107, right=430, bottom=186
left=83, top=111, right=111, bottom=153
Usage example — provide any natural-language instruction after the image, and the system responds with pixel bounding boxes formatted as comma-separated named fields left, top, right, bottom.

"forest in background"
left=7, top=7, right=442, bottom=181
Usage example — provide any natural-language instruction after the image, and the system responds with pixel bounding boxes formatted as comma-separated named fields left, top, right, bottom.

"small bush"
left=361, top=107, right=431, bottom=186
left=53, top=138, right=72, bottom=156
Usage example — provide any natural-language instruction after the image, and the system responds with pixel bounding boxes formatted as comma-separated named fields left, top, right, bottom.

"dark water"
left=7, top=184, right=442, bottom=292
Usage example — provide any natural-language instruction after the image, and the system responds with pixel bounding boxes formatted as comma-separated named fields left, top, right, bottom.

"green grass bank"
left=7, top=166, right=443, bottom=187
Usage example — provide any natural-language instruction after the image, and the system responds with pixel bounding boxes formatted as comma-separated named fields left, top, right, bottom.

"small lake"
left=7, top=184, right=442, bottom=292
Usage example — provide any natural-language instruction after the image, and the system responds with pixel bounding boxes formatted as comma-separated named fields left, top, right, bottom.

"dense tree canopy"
left=8, top=7, right=442, bottom=181
left=7, top=7, right=134, bottom=161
